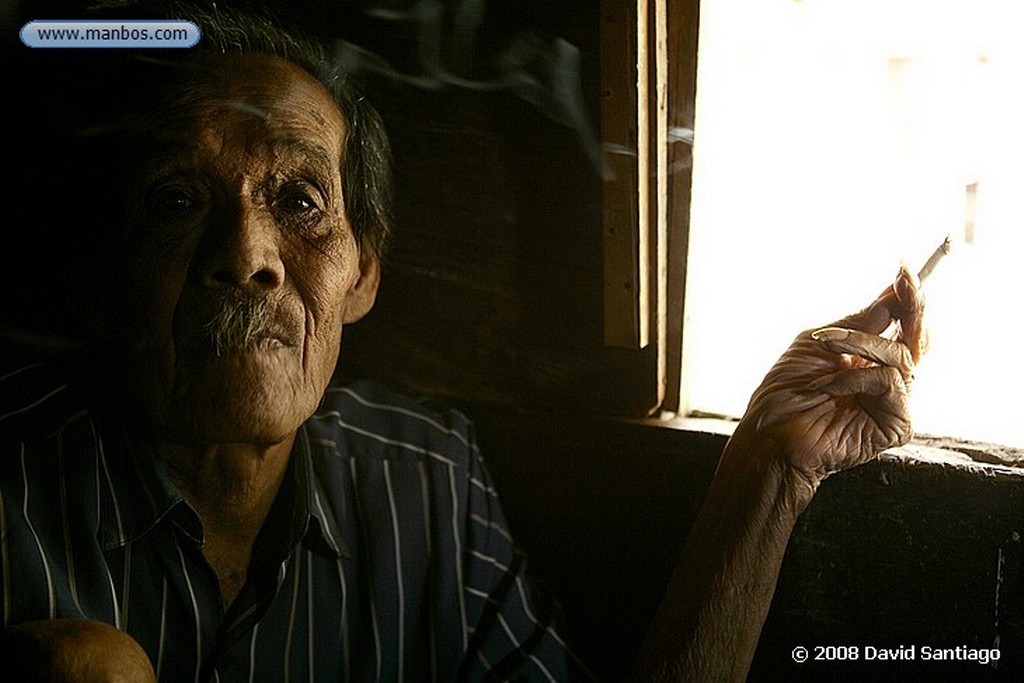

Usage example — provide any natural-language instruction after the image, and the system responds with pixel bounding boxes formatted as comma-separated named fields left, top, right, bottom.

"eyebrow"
left=266, top=138, right=340, bottom=182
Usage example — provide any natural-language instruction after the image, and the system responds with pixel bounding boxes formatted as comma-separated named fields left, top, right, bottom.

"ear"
left=341, top=252, right=381, bottom=324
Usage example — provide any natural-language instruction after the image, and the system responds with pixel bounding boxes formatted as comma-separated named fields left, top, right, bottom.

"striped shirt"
left=0, top=351, right=588, bottom=681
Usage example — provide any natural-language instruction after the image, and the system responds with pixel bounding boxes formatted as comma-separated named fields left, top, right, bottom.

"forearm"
left=630, top=425, right=816, bottom=682
left=629, top=267, right=923, bottom=681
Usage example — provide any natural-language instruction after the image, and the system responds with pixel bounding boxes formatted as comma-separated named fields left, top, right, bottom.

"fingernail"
left=811, top=327, right=850, bottom=342
left=897, top=259, right=919, bottom=287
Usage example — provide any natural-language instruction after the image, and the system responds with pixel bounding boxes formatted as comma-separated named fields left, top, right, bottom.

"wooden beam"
left=602, top=0, right=650, bottom=349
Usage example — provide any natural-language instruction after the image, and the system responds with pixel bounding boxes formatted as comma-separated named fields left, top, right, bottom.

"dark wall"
left=327, top=0, right=664, bottom=415
left=471, top=407, right=1024, bottom=681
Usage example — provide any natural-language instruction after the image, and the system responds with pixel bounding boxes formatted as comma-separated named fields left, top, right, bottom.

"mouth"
left=185, top=294, right=302, bottom=357
left=229, top=335, right=294, bottom=355
left=206, top=326, right=299, bottom=357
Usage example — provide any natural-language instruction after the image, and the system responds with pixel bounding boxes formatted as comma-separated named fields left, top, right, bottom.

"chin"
left=174, top=401, right=310, bottom=446
left=158, top=365, right=324, bottom=446
left=190, top=423, right=297, bottom=446
left=212, top=388, right=315, bottom=444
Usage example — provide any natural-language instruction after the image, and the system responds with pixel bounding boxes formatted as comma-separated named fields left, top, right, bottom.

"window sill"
left=631, top=412, right=1024, bottom=471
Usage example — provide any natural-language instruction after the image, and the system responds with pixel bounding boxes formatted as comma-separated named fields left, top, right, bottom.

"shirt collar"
left=295, top=423, right=349, bottom=558
left=97, top=405, right=348, bottom=558
left=97, top=404, right=197, bottom=550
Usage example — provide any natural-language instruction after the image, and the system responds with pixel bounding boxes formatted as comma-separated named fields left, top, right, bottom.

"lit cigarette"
left=917, top=234, right=951, bottom=282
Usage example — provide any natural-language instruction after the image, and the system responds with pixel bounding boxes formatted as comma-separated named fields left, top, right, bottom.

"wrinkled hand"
left=741, top=265, right=927, bottom=485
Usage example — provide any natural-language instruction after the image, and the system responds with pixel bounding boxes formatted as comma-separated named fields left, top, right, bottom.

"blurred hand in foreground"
left=0, top=618, right=157, bottom=683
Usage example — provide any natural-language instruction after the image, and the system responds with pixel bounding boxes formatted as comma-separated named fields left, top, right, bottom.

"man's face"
left=102, top=54, right=379, bottom=445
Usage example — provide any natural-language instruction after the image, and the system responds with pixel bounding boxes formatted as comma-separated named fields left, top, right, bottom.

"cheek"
left=292, top=246, right=359, bottom=343
left=302, top=279, right=351, bottom=350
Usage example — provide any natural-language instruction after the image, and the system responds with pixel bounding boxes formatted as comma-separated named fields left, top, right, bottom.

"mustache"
left=202, top=295, right=280, bottom=356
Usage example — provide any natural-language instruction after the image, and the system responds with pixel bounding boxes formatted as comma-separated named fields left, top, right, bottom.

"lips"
left=178, top=294, right=303, bottom=356
left=211, top=330, right=294, bottom=355
left=210, top=319, right=301, bottom=356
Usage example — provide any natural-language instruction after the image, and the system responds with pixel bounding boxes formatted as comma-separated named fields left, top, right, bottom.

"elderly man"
left=1, top=4, right=926, bottom=682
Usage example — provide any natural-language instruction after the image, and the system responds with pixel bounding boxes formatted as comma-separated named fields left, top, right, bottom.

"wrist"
left=718, top=423, right=820, bottom=518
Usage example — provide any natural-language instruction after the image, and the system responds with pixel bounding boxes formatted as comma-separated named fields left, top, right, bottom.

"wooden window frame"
left=601, top=0, right=699, bottom=414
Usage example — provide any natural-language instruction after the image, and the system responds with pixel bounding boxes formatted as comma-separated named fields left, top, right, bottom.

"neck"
left=156, top=434, right=297, bottom=607
left=157, top=435, right=296, bottom=534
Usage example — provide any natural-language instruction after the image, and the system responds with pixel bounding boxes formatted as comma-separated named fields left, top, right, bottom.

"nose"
left=195, top=201, right=284, bottom=292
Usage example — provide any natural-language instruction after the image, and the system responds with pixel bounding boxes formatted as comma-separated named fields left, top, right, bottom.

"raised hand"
left=740, top=264, right=928, bottom=485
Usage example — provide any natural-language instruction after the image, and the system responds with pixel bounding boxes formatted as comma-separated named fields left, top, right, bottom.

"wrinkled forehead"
left=138, top=53, right=347, bottom=157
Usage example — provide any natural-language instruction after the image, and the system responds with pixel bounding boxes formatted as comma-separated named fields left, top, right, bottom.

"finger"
left=831, top=282, right=898, bottom=336
left=806, top=365, right=907, bottom=398
left=830, top=262, right=925, bottom=337
left=893, top=264, right=928, bottom=363
left=754, top=390, right=833, bottom=433
left=806, top=366, right=913, bottom=449
left=810, top=327, right=914, bottom=380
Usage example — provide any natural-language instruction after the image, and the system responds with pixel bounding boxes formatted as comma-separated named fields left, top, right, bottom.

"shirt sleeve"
left=454, top=426, right=593, bottom=682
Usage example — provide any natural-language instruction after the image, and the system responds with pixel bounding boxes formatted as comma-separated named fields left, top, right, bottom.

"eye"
left=274, top=181, right=332, bottom=238
left=276, top=184, right=322, bottom=214
left=145, top=183, right=201, bottom=220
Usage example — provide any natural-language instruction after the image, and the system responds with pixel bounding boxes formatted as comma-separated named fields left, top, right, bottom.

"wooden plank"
left=654, top=0, right=669, bottom=405
left=602, top=0, right=650, bottom=349
left=664, top=0, right=701, bottom=413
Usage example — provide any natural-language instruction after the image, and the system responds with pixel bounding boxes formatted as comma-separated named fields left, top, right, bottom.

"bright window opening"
left=683, top=0, right=1024, bottom=446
